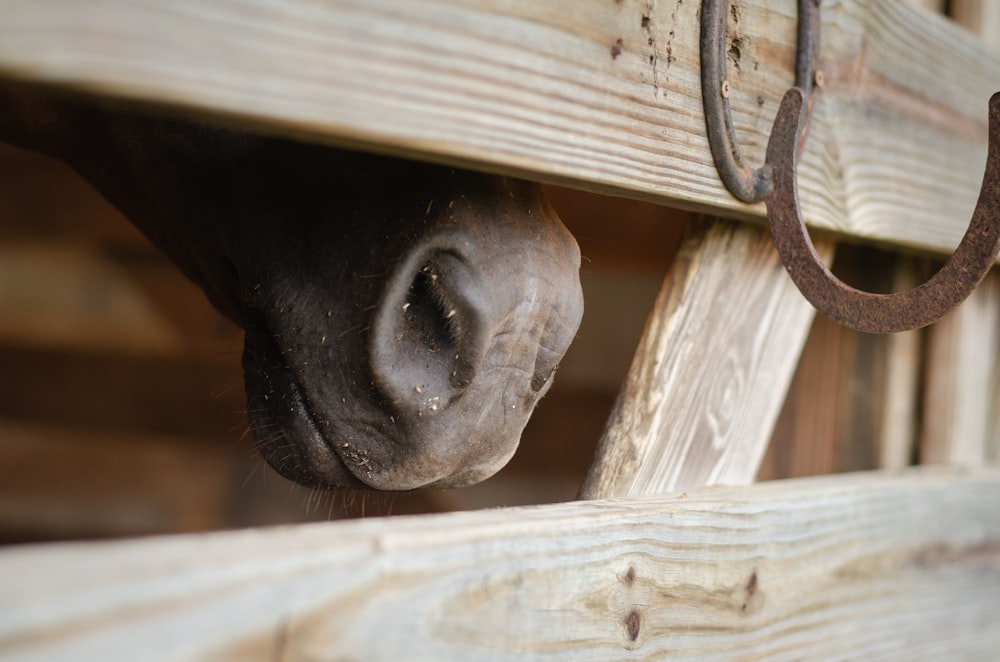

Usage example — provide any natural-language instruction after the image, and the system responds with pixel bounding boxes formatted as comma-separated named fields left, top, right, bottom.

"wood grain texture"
left=0, top=0, right=997, bottom=258
left=580, top=219, right=832, bottom=499
left=0, top=467, right=998, bottom=660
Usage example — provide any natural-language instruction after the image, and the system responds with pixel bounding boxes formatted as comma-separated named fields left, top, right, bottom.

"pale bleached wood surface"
left=1, top=467, right=998, bottom=661
left=0, top=1, right=997, bottom=258
left=580, top=220, right=832, bottom=499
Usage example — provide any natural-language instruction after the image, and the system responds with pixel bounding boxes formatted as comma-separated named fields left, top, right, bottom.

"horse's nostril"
left=370, top=245, right=491, bottom=423
left=404, top=262, right=461, bottom=359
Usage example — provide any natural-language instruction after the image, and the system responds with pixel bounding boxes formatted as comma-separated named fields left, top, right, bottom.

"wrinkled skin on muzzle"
left=0, top=86, right=584, bottom=490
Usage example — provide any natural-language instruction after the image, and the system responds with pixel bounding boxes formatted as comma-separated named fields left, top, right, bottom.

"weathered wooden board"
left=0, top=0, right=997, bottom=259
left=581, top=219, right=831, bottom=498
left=1, top=467, right=998, bottom=660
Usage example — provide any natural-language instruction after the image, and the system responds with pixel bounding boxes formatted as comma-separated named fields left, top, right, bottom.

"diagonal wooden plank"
left=0, top=468, right=998, bottom=660
left=579, top=219, right=833, bottom=499
left=0, top=1, right=997, bottom=258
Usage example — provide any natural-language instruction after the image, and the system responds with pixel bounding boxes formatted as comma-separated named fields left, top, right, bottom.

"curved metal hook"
left=765, top=88, right=1000, bottom=333
left=700, top=0, right=820, bottom=203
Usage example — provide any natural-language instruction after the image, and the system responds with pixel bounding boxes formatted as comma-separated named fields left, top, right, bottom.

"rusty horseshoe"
left=766, top=89, right=1000, bottom=334
left=702, top=0, right=1000, bottom=333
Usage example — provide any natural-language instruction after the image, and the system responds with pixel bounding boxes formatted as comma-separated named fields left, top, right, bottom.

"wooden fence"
left=1, top=0, right=998, bottom=658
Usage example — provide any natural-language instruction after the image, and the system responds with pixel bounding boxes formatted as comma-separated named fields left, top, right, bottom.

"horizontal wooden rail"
left=0, top=1, right=998, bottom=258
left=1, top=467, right=999, bottom=660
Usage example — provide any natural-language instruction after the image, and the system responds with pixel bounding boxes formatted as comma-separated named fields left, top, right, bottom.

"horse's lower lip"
left=241, top=311, right=365, bottom=489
